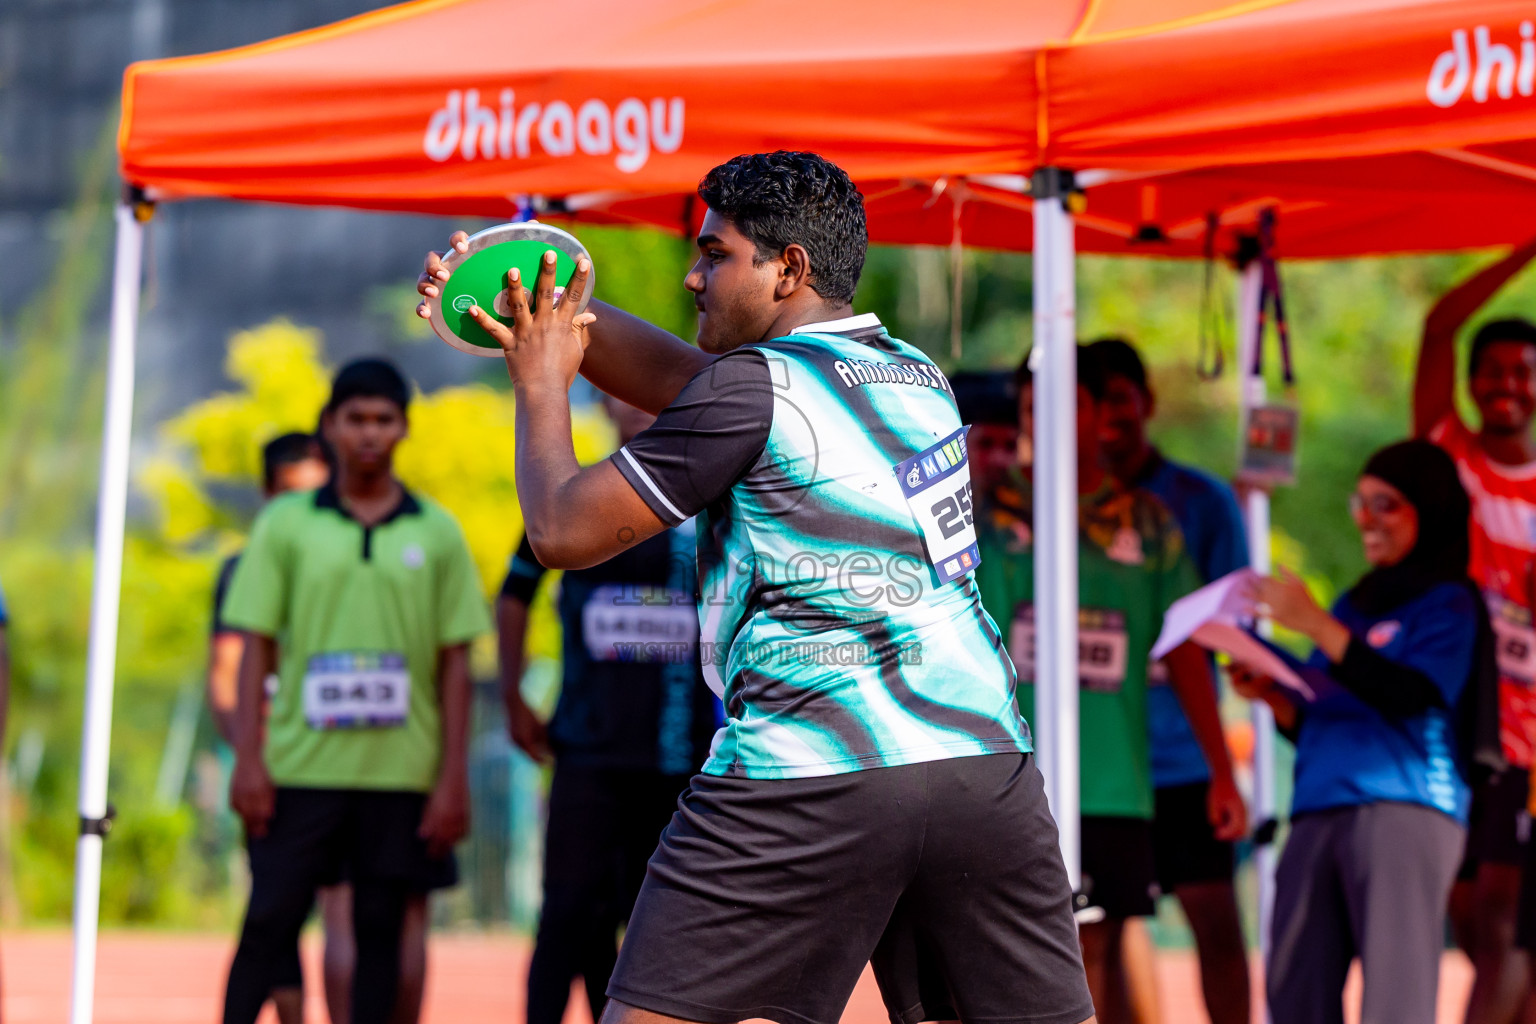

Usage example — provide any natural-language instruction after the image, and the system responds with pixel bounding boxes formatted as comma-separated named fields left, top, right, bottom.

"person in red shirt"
left=1414, top=235, right=1536, bottom=1024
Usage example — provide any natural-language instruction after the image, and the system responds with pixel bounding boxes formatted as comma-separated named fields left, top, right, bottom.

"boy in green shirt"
left=975, top=348, right=1245, bottom=1024
left=221, top=359, right=491, bottom=1024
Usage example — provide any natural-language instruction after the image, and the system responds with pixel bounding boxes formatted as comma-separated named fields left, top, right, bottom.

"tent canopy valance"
left=119, top=0, right=1536, bottom=255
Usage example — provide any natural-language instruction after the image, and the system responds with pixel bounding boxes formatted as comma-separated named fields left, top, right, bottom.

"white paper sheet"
left=1151, top=568, right=1315, bottom=700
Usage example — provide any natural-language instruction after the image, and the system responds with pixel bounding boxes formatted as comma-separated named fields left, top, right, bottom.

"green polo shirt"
left=222, top=483, right=491, bottom=793
left=976, top=471, right=1200, bottom=819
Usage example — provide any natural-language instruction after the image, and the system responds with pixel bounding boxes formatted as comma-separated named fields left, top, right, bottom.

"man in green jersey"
left=220, top=358, right=491, bottom=1024
left=975, top=348, right=1246, bottom=1024
left=418, top=152, right=1096, bottom=1024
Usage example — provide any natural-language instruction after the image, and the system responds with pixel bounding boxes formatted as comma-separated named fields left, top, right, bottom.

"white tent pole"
left=1234, top=254, right=1277, bottom=995
left=69, top=196, right=148, bottom=1024
left=1032, top=168, right=1080, bottom=888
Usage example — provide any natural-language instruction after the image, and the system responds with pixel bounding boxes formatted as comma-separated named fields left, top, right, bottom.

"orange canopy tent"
left=119, top=0, right=1536, bottom=255
left=73, top=6, right=1536, bottom=1021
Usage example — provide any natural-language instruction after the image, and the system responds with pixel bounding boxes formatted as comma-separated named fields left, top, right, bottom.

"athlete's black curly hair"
left=697, top=151, right=867, bottom=303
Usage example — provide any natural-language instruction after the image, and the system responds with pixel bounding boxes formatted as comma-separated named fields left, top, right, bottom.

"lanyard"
left=1251, top=208, right=1295, bottom=386
left=1197, top=211, right=1226, bottom=381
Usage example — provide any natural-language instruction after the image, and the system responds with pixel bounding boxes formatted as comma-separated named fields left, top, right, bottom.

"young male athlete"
left=1413, top=237, right=1536, bottom=1024
left=1086, top=338, right=1252, bottom=1024
left=500, top=395, right=720, bottom=1024
left=208, top=432, right=329, bottom=1024
left=973, top=349, right=1246, bottom=1024
left=418, top=151, right=1096, bottom=1024
left=220, top=359, right=490, bottom=1024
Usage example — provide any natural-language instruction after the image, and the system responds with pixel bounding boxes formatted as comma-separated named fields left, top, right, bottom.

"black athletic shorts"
left=607, top=753, right=1094, bottom=1024
left=1461, top=767, right=1530, bottom=879
left=250, top=788, right=457, bottom=895
left=1081, top=816, right=1159, bottom=919
left=316, top=851, right=458, bottom=892
left=1152, top=781, right=1235, bottom=891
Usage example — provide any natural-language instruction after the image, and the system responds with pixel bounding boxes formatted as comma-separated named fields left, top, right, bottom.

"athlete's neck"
left=336, top=465, right=402, bottom=525
left=762, top=301, right=856, bottom=342
left=1478, top=426, right=1536, bottom=466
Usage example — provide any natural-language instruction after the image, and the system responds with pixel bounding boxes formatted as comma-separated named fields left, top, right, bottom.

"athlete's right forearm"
left=581, top=301, right=713, bottom=414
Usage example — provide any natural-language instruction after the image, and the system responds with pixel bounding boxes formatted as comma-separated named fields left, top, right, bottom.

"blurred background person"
left=221, top=358, right=489, bottom=1024
left=952, top=371, right=1020, bottom=500
left=207, top=432, right=329, bottom=1024
left=1238, top=439, right=1493, bottom=1024
left=976, top=348, right=1245, bottom=1024
left=498, top=395, right=720, bottom=1024
left=1088, top=337, right=1252, bottom=1024
left=1415, top=236, right=1536, bottom=1024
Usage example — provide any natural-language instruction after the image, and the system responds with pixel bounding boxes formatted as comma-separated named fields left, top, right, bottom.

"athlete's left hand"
left=419, top=773, right=470, bottom=859
left=1206, top=771, right=1248, bottom=842
left=467, top=250, right=596, bottom=391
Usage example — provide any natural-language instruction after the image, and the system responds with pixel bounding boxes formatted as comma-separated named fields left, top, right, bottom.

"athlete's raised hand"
left=470, top=251, right=597, bottom=391
left=415, top=231, right=470, bottom=319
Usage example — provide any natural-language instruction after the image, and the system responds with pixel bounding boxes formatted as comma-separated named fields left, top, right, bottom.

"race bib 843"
left=894, top=426, right=980, bottom=585
left=303, top=651, right=410, bottom=730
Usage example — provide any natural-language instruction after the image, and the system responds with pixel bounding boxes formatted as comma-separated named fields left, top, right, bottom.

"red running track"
left=0, top=931, right=1473, bottom=1024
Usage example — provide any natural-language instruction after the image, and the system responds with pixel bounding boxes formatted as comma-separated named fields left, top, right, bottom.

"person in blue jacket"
left=1236, top=439, right=1495, bottom=1024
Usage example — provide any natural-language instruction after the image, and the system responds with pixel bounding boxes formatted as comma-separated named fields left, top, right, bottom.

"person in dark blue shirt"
left=498, top=396, right=720, bottom=1024
left=1088, top=338, right=1251, bottom=1024
left=1238, top=439, right=1493, bottom=1024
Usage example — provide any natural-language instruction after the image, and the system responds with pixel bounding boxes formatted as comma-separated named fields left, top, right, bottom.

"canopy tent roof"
left=570, top=147, right=1536, bottom=258
left=120, top=0, right=1536, bottom=254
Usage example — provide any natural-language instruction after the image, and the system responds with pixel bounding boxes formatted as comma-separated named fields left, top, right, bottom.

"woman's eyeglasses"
left=1349, top=493, right=1405, bottom=518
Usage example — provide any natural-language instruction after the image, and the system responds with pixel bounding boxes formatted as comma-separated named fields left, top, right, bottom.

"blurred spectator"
left=221, top=359, right=490, bottom=1024
left=1238, top=440, right=1493, bottom=1024
left=1414, top=237, right=1536, bottom=1024
left=498, top=395, right=720, bottom=1024
left=952, top=371, right=1019, bottom=498
left=1088, top=337, right=1251, bottom=1024
left=976, top=347, right=1245, bottom=1024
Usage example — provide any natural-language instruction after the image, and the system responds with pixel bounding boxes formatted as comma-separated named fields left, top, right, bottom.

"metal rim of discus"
left=428, top=220, right=595, bottom=358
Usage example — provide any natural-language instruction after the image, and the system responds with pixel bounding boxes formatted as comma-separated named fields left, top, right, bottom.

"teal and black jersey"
left=612, top=314, right=1030, bottom=779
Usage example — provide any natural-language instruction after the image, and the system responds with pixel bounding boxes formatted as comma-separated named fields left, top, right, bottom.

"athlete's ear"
left=776, top=243, right=812, bottom=299
left=319, top=409, right=336, bottom=446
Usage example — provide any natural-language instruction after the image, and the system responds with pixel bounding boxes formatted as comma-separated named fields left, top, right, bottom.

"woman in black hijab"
left=1236, top=439, right=1494, bottom=1024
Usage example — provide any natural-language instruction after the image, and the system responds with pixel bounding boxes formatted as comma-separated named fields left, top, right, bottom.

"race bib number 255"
left=894, top=426, right=980, bottom=585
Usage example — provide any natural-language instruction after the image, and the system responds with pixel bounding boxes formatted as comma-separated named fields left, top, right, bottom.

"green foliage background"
left=3, top=136, right=1536, bottom=927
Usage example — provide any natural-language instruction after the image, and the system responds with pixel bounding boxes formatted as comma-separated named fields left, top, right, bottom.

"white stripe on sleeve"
left=617, top=446, right=687, bottom=522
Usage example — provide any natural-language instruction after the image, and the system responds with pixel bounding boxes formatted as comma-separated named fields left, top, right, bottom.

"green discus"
left=429, top=221, right=595, bottom=357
